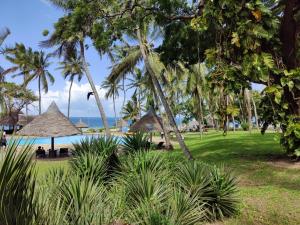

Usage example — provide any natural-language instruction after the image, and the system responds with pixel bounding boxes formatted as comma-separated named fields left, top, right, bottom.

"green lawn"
left=36, top=131, right=300, bottom=225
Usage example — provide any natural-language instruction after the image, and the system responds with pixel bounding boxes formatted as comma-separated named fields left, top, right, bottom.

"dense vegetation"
left=0, top=136, right=238, bottom=225
left=2, top=0, right=299, bottom=157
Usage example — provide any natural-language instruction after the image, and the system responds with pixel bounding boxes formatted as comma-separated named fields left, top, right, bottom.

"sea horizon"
left=70, top=117, right=120, bottom=128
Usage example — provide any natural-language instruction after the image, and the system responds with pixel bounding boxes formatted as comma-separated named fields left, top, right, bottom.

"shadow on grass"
left=172, top=131, right=300, bottom=191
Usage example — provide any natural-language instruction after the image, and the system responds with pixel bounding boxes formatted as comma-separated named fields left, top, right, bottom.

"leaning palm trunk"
left=153, top=89, right=172, bottom=149
left=251, top=95, right=259, bottom=130
left=113, top=94, right=117, bottom=128
left=196, top=91, right=204, bottom=137
left=67, top=79, right=73, bottom=119
left=137, top=28, right=193, bottom=160
left=80, top=42, right=111, bottom=137
left=38, top=76, right=42, bottom=115
left=244, top=88, right=252, bottom=132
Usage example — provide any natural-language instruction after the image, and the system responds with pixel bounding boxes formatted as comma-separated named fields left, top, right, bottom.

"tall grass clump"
left=176, top=161, right=239, bottom=221
left=0, top=139, right=37, bottom=225
left=0, top=137, right=238, bottom=224
left=122, top=132, right=150, bottom=154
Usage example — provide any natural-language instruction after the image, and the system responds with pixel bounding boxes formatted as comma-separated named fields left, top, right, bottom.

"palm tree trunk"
left=196, top=91, right=204, bottom=137
left=80, top=42, right=111, bottom=137
left=153, top=89, right=171, bottom=150
left=251, top=95, right=259, bottom=130
left=121, top=77, right=126, bottom=130
left=113, top=94, right=117, bottom=128
left=244, top=88, right=252, bottom=132
left=232, top=115, right=236, bottom=132
left=137, top=28, right=193, bottom=160
left=38, top=76, right=41, bottom=115
left=67, top=79, right=73, bottom=119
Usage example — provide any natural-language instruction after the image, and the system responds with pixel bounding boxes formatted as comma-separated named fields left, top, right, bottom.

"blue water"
left=70, top=117, right=119, bottom=128
left=9, top=134, right=100, bottom=146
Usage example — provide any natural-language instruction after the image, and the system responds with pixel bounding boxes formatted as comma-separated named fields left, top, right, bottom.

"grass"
left=35, top=130, right=300, bottom=224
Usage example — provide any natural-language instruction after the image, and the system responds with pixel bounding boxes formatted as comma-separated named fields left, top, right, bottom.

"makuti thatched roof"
left=116, top=119, right=128, bottom=128
left=0, top=111, right=22, bottom=126
left=129, top=109, right=169, bottom=132
left=75, top=119, right=88, bottom=129
left=18, top=114, right=36, bottom=126
left=18, top=101, right=80, bottom=137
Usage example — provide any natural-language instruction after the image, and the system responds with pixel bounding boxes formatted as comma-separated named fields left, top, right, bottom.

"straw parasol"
left=18, top=101, right=80, bottom=151
left=116, top=119, right=128, bottom=130
left=0, top=111, right=20, bottom=126
left=75, top=119, right=88, bottom=132
left=129, top=109, right=167, bottom=133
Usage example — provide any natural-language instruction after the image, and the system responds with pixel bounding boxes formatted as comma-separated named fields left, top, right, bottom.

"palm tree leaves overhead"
left=0, top=27, right=10, bottom=46
left=107, top=46, right=142, bottom=84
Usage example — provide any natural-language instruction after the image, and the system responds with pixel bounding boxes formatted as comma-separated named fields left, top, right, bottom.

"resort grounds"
left=36, top=130, right=300, bottom=225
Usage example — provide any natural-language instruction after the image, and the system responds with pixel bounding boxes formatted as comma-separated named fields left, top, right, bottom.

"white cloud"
left=28, top=81, right=122, bottom=117
left=39, top=0, right=52, bottom=7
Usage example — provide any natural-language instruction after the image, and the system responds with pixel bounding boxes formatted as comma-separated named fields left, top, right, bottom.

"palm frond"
left=107, top=47, right=142, bottom=84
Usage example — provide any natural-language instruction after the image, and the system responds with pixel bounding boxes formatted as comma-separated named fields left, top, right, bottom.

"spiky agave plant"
left=176, top=161, right=238, bottom=221
left=118, top=152, right=206, bottom=224
left=122, top=132, right=150, bottom=154
left=72, top=136, right=120, bottom=180
left=70, top=153, right=107, bottom=183
left=55, top=176, right=109, bottom=225
left=0, top=139, right=38, bottom=225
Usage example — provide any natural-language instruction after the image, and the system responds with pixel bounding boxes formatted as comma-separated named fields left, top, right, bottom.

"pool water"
left=8, top=134, right=100, bottom=146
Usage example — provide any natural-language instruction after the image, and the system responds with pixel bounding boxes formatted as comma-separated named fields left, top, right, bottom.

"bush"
left=72, top=137, right=120, bottom=181
left=241, top=122, right=250, bottom=131
left=122, top=132, right=150, bottom=154
left=176, top=161, right=238, bottom=221
left=0, top=139, right=37, bottom=225
left=0, top=142, right=239, bottom=225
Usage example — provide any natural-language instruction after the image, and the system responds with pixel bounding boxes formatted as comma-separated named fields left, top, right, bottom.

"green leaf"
left=261, top=53, right=274, bottom=69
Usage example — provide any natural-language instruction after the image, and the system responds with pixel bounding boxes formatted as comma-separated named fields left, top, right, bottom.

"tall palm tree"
left=244, top=88, right=253, bottom=131
left=0, top=27, right=10, bottom=48
left=5, top=43, right=34, bottom=116
left=136, top=26, right=193, bottom=159
left=27, top=51, right=55, bottom=115
left=106, top=25, right=192, bottom=158
left=186, top=63, right=207, bottom=134
left=40, top=15, right=111, bottom=136
left=58, top=56, right=84, bottom=118
left=102, top=79, right=121, bottom=127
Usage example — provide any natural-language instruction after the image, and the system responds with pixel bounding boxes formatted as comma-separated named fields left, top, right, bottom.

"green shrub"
left=176, top=161, right=238, bottom=221
left=0, top=139, right=37, bottom=225
left=122, top=132, right=150, bottom=154
left=241, top=122, right=250, bottom=131
left=72, top=137, right=120, bottom=181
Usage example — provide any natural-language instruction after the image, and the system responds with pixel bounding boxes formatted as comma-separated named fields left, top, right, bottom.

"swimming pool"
left=8, top=134, right=101, bottom=146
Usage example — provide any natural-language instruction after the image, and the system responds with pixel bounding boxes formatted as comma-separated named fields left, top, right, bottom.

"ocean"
left=70, top=117, right=119, bottom=128
left=70, top=117, right=183, bottom=129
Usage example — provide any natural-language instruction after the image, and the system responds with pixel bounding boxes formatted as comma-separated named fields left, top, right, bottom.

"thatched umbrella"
left=75, top=119, right=88, bottom=132
left=116, top=119, right=128, bottom=131
left=18, top=101, right=80, bottom=151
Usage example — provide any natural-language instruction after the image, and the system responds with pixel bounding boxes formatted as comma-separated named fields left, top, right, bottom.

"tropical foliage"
left=0, top=139, right=239, bottom=224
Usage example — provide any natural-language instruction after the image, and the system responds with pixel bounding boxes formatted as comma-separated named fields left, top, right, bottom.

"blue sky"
left=1, top=0, right=121, bottom=117
left=1, top=0, right=264, bottom=117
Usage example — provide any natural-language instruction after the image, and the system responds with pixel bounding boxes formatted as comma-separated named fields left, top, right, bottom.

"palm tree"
left=5, top=43, right=34, bottom=116
left=0, top=27, right=10, bottom=48
left=106, top=26, right=193, bottom=158
left=102, top=79, right=121, bottom=127
left=186, top=63, right=207, bottom=134
left=122, top=95, right=140, bottom=124
left=136, top=27, right=193, bottom=159
left=58, top=56, right=84, bottom=118
left=41, top=15, right=111, bottom=137
left=244, top=88, right=253, bottom=131
left=26, top=51, right=55, bottom=115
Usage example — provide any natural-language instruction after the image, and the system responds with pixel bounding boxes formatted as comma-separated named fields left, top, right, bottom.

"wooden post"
left=51, top=137, right=54, bottom=151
